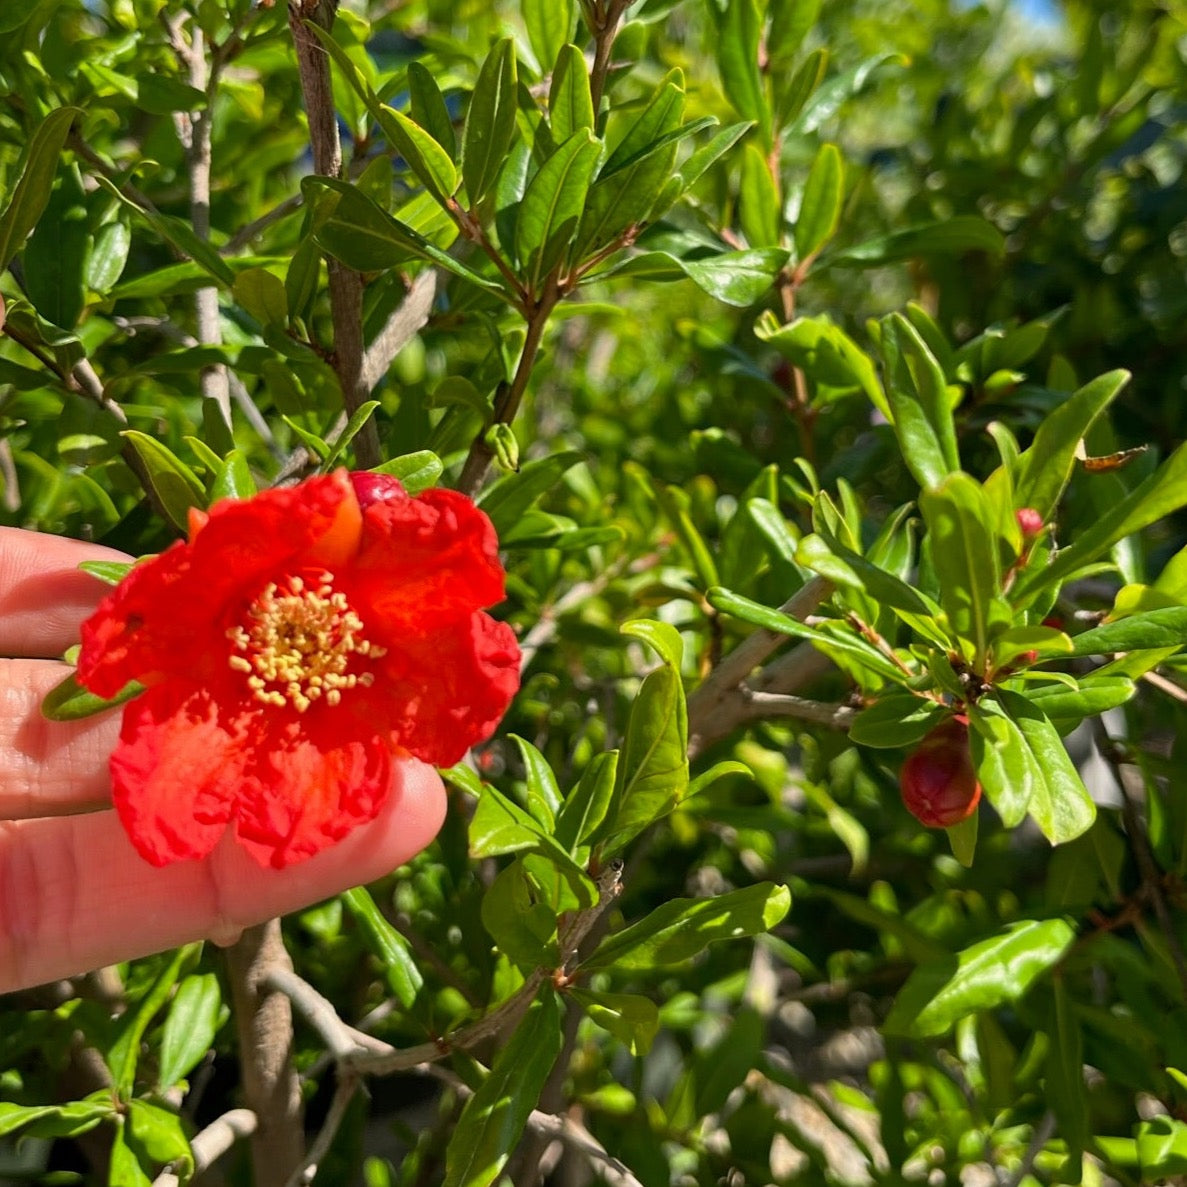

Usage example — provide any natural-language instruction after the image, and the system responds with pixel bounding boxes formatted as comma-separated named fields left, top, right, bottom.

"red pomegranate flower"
left=77, top=470, right=520, bottom=869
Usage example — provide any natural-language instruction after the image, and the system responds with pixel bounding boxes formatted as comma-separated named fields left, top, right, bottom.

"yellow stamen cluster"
left=227, top=571, right=387, bottom=713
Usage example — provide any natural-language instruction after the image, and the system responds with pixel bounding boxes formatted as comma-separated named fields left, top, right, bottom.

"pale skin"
left=0, top=527, right=447, bottom=993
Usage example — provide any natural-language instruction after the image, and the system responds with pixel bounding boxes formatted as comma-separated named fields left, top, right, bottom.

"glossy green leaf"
left=322, top=400, right=381, bottom=471
left=622, top=618, right=684, bottom=671
left=304, top=177, right=504, bottom=296
left=848, top=694, right=947, bottom=748
left=831, top=216, right=1005, bottom=268
left=108, top=946, right=194, bottom=1093
left=920, top=473, right=1004, bottom=667
left=1023, top=676, right=1136, bottom=731
left=555, top=750, right=619, bottom=851
left=1065, top=607, right=1187, bottom=657
left=0, top=105, right=80, bottom=273
left=1011, top=369, right=1129, bottom=520
left=24, top=162, right=88, bottom=328
left=889, top=313, right=960, bottom=484
left=605, top=248, right=789, bottom=307
left=756, top=311, right=887, bottom=415
left=777, top=47, right=829, bottom=127
left=794, top=142, right=843, bottom=263
left=443, top=989, right=562, bottom=1187
left=584, top=883, right=790, bottom=971
left=791, top=51, right=900, bottom=134
left=209, top=450, right=257, bottom=502
left=524, top=0, right=575, bottom=72
left=125, top=1100, right=192, bottom=1178
left=109, top=1124, right=152, bottom=1187
left=511, top=734, right=563, bottom=827
left=883, top=919, right=1075, bottom=1038
left=0, top=1099, right=114, bottom=1140
left=158, top=973, right=223, bottom=1088
left=738, top=142, right=781, bottom=249
left=708, top=586, right=906, bottom=681
left=710, top=0, right=771, bottom=147
left=342, top=886, right=423, bottom=1009
left=549, top=44, right=594, bottom=142
left=516, top=128, right=600, bottom=289
left=381, top=107, right=459, bottom=206
left=571, top=989, right=659, bottom=1055
left=476, top=449, right=583, bottom=536
left=1137, top=1117, right=1187, bottom=1176
left=598, top=629, right=688, bottom=853
left=461, top=37, right=519, bottom=206
left=1000, top=689, right=1095, bottom=843
left=79, top=560, right=135, bottom=586
left=481, top=859, right=557, bottom=970
left=233, top=266, right=288, bottom=329
left=121, top=430, right=207, bottom=532
left=408, top=61, right=457, bottom=160
left=967, top=697, right=1040, bottom=828
left=369, top=450, right=444, bottom=494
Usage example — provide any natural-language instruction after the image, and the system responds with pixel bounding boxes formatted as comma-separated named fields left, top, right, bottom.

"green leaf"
left=883, top=919, right=1075, bottom=1038
left=524, top=0, right=575, bottom=72
left=158, top=974, right=223, bottom=1088
left=548, top=43, right=594, bottom=142
left=342, top=885, right=424, bottom=1009
left=1065, top=607, right=1187, bottom=657
left=605, top=248, right=789, bottom=307
left=570, top=989, right=659, bottom=1055
left=121, top=430, right=207, bottom=532
left=1137, top=1117, right=1187, bottom=1176
left=462, top=37, right=519, bottom=207
left=443, top=989, right=563, bottom=1187
left=830, top=216, right=1005, bottom=268
left=233, top=266, right=288, bottom=329
left=650, top=479, right=719, bottom=588
left=1012, top=369, right=1129, bottom=521
left=710, top=0, right=771, bottom=147
left=1014, top=439, right=1187, bottom=601
left=108, top=946, right=194, bottom=1093
left=1047, top=976, right=1088, bottom=1176
left=304, top=176, right=505, bottom=297
left=369, top=451, right=443, bottom=494
left=516, top=128, right=600, bottom=290
left=480, top=859, right=557, bottom=970
left=109, top=1123, right=153, bottom=1187
left=476, top=449, right=583, bottom=537
left=322, top=400, right=381, bottom=471
left=755, top=311, right=887, bottom=417
left=1023, top=676, right=1136, bottom=732
left=41, top=669, right=143, bottom=722
left=380, top=107, right=460, bottom=207
left=920, top=472, right=1005, bottom=667
left=967, top=696, right=1040, bottom=827
left=209, top=450, right=257, bottom=502
left=707, top=586, right=906, bottom=681
left=794, top=142, right=843, bottom=263
left=886, top=313, right=960, bottom=487
left=24, top=162, right=88, bottom=329
left=1000, top=689, right=1095, bottom=844
left=0, top=1099, right=114, bottom=1140
left=0, top=106, right=80, bottom=273
left=408, top=61, right=457, bottom=160
left=738, top=142, right=781, bottom=249
left=848, top=694, right=947, bottom=748
left=583, top=883, right=791, bottom=971
left=79, top=560, right=135, bottom=586
left=511, top=734, right=563, bottom=827
left=94, top=177, right=235, bottom=287
left=777, top=47, right=829, bottom=127
left=125, top=1100, right=193, bottom=1178
left=555, top=750, right=619, bottom=852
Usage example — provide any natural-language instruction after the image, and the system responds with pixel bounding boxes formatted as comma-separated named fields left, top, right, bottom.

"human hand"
left=0, top=527, right=447, bottom=993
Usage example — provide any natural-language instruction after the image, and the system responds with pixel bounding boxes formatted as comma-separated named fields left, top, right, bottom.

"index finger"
left=0, top=528, right=131, bottom=658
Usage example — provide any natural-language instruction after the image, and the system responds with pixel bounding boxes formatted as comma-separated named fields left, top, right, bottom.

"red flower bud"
left=1015, top=508, right=1043, bottom=537
left=900, top=717, right=982, bottom=828
left=350, top=470, right=406, bottom=509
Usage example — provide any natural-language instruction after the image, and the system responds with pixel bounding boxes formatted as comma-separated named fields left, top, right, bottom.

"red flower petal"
left=363, top=611, right=521, bottom=766
left=110, top=681, right=247, bottom=866
left=233, top=712, right=393, bottom=868
left=352, top=488, right=506, bottom=633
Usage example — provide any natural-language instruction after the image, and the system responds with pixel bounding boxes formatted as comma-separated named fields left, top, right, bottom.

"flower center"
left=227, top=571, right=387, bottom=713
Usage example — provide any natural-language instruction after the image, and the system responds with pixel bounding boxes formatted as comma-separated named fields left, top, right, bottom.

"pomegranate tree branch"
left=289, top=0, right=379, bottom=469
left=224, top=921, right=305, bottom=1187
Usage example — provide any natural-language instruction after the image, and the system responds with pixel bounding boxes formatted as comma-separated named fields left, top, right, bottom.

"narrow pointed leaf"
left=462, top=38, right=519, bottom=206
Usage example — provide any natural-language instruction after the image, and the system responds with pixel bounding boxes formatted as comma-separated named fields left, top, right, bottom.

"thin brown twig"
left=282, top=1070, right=362, bottom=1187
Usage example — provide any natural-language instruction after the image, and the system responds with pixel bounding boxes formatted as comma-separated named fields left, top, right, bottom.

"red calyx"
left=350, top=470, right=406, bottom=509
left=1015, top=507, right=1043, bottom=538
left=900, top=717, right=982, bottom=828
